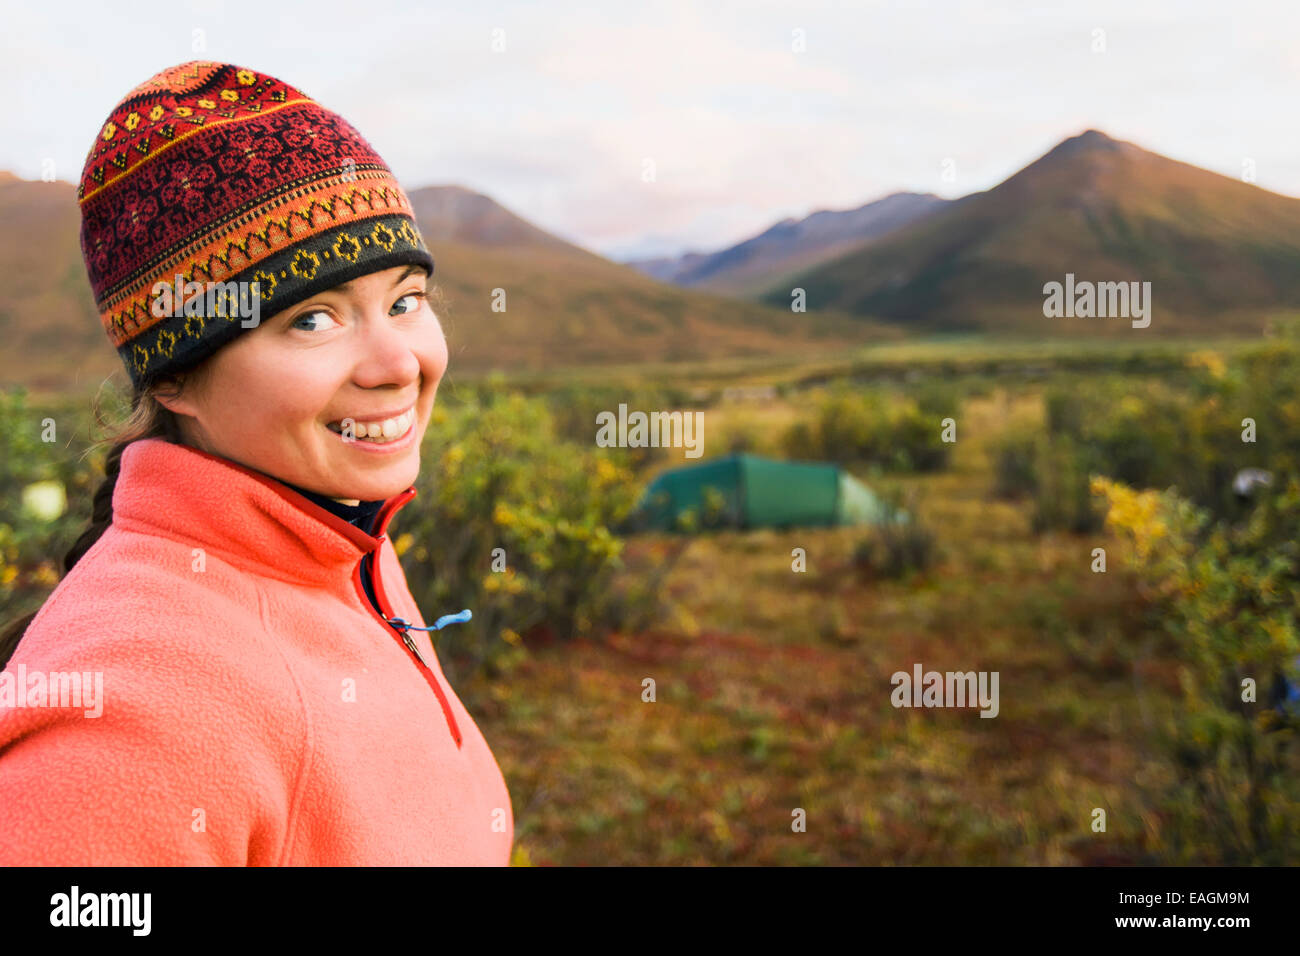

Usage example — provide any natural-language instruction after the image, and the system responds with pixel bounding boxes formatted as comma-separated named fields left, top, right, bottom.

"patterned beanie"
left=77, top=61, right=435, bottom=390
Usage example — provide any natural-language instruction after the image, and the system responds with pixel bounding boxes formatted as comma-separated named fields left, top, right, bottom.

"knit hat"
left=77, top=61, right=435, bottom=390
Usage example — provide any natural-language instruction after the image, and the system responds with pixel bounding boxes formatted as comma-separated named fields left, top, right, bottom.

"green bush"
left=397, top=391, right=660, bottom=680
left=912, top=381, right=961, bottom=420
left=781, top=384, right=952, bottom=473
left=542, top=383, right=698, bottom=474
left=1008, top=345, right=1300, bottom=533
left=851, top=489, right=938, bottom=580
left=1030, top=436, right=1105, bottom=534
left=988, top=428, right=1040, bottom=500
left=1033, top=345, right=1300, bottom=521
left=0, top=388, right=100, bottom=621
left=1096, top=476, right=1300, bottom=864
left=1043, top=386, right=1085, bottom=439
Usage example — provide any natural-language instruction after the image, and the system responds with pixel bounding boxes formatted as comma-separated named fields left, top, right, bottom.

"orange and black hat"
left=77, top=61, right=434, bottom=389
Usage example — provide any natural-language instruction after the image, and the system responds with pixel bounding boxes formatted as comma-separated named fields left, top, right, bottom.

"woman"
left=0, top=61, right=514, bottom=865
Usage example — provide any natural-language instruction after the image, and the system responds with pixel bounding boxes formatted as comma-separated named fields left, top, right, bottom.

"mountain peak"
left=1042, top=128, right=1130, bottom=163
left=1073, top=128, right=1115, bottom=145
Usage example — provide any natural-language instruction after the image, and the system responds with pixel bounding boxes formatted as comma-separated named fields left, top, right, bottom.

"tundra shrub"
left=1095, top=476, right=1300, bottom=864
left=398, top=391, right=650, bottom=680
left=782, top=384, right=951, bottom=473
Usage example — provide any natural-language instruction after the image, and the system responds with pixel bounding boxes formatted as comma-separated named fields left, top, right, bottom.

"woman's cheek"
left=423, top=320, right=449, bottom=377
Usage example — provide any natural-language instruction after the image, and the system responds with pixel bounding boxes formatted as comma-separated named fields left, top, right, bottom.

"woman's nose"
left=352, top=311, right=421, bottom=385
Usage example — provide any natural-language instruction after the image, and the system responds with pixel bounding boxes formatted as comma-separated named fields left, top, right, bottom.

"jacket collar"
left=111, top=438, right=418, bottom=587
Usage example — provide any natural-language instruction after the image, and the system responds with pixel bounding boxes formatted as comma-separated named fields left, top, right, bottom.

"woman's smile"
left=324, top=403, right=418, bottom=443
left=324, top=403, right=419, bottom=453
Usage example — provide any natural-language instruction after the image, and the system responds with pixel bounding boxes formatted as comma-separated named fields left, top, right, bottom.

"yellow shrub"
left=1091, top=476, right=1167, bottom=560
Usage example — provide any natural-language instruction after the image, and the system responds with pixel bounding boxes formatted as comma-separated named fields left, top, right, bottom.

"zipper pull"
left=386, top=610, right=472, bottom=667
left=399, top=628, right=429, bottom=667
left=386, top=609, right=473, bottom=633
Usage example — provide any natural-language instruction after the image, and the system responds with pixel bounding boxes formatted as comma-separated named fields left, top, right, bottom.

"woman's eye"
left=291, top=310, right=334, bottom=332
left=391, top=292, right=426, bottom=316
left=291, top=292, right=425, bottom=331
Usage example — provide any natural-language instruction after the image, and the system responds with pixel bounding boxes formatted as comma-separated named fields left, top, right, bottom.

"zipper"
left=354, top=538, right=464, bottom=749
left=254, top=477, right=467, bottom=749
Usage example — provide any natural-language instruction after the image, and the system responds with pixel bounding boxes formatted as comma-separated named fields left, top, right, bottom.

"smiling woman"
left=0, top=60, right=513, bottom=867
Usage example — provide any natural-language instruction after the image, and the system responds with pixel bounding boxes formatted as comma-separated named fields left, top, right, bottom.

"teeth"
left=329, top=408, right=414, bottom=443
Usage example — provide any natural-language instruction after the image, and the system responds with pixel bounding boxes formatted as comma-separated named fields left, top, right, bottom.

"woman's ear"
left=151, top=372, right=201, bottom=419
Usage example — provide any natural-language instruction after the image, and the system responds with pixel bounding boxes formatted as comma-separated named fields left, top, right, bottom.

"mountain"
left=408, top=184, right=593, bottom=252
left=627, top=191, right=949, bottom=295
left=0, top=178, right=881, bottom=396
left=399, top=186, right=879, bottom=376
left=757, top=130, right=1300, bottom=334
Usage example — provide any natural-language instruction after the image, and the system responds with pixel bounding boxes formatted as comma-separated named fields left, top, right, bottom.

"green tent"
left=623, top=452, right=894, bottom=533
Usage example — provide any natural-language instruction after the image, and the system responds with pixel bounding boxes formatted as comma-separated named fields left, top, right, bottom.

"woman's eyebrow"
left=328, top=263, right=427, bottom=296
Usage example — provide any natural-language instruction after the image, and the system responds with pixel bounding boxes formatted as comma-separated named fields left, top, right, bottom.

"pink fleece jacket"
left=0, top=438, right=513, bottom=865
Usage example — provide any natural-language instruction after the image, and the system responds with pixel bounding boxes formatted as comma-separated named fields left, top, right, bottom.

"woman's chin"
left=340, top=457, right=421, bottom=502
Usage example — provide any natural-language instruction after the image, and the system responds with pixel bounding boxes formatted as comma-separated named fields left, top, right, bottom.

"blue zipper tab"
left=385, top=608, right=473, bottom=633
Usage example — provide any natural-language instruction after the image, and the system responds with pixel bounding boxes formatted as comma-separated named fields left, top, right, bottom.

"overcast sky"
left=4, top=0, right=1297, bottom=260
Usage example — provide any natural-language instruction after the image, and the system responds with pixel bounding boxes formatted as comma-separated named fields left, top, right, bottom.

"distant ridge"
left=757, top=129, right=1300, bottom=333
left=627, top=191, right=949, bottom=295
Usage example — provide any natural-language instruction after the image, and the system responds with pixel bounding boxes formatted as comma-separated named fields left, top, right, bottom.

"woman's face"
left=158, top=263, right=447, bottom=505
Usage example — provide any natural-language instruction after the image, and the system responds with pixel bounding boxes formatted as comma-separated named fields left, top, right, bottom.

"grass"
left=458, top=384, right=1180, bottom=864
left=452, top=332, right=1263, bottom=395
